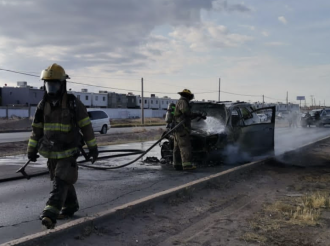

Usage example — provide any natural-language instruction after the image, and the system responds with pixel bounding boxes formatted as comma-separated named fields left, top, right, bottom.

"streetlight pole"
left=218, top=78, right=220, bottom=102
left=141, top=77, right=144, bottom=125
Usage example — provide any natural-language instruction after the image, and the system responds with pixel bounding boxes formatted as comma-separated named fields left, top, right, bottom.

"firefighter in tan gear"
left=173, top=89, right=205, bottom=170
left=27, top=64, right=98, bottom=229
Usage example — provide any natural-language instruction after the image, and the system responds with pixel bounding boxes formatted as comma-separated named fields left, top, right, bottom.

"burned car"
left=160, top=101, right=275, bottom=165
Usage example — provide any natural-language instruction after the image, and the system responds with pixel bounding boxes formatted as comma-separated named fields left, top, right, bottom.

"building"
left=70, top=89, right=92, bottom=107
left=107, top=92, right=128, bottom=108
left=91, top=92, right=108, bottom=108
left=252, top=102, right=300, bottom=112
left=1, top=82, right=44, bottom=106
left=0, top=83, right=178, bottom=110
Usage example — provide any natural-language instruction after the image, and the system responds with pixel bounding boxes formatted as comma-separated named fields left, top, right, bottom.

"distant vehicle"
left=87, top=109, right=111, bottom=134
left=160, top=101, right=275, bottom=164
left=257, top=113, right=267, bottom=122
left=301, top=109, right=330, bottom=127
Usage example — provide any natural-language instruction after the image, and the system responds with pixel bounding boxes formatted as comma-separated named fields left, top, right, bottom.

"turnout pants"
left=42, top=156, right=79, bottom=221
left=173, top=131, right=192, bottom=168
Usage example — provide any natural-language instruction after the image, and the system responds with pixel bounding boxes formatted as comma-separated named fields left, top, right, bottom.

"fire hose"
left=15, top=120, right=185, bottom=179
left=76, top=119, right=184, bottom=170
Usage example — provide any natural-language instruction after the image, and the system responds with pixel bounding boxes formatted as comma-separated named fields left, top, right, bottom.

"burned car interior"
left=161, top=101, right=275, bottom=165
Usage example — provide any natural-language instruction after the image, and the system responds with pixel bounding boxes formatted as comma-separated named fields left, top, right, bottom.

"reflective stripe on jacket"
left=27, top=93, right=97, bottom=159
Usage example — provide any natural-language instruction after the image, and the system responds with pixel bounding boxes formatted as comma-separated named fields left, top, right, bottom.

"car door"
left=236, top=106, right=275, bottom=156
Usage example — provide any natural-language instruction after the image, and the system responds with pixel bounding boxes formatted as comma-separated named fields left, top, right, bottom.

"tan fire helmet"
left=40, top=63, right=70, bottom=82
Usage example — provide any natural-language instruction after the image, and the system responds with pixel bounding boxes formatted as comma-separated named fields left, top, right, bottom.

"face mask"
left=45, top=81, right=61, bottom=96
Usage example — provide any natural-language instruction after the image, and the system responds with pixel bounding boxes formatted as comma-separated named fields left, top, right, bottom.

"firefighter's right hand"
left=28, top=151, right=39, bottom=162
left=88, top=147, right=99, bottom=164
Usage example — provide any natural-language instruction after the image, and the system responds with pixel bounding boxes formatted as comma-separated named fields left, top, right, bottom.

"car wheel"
left=100, top=125, right=107, bottom=134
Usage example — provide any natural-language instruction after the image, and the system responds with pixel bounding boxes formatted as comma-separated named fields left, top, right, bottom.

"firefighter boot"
left=58, top=185, right=79, bottom=220
left=41, top=217, right=56, bottom=229
left=182, top=162, right=196, bottom=171
left=57, top=204, right=79, bottom=220
left=41, top=209, right=57, bottom=229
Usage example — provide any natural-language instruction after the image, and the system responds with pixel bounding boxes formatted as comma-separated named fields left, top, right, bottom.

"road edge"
left=1, top=158, right=268, bottom=246
left=3, top=135, right=330, bottom=246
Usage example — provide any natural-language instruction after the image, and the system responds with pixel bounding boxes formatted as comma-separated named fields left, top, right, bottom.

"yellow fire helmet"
left=40, top=63, right=70, bottom=82
left=178, top=89, right=194, bottom=99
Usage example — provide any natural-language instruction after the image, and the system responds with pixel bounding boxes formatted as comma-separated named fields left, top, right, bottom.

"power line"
left=68, top=75, right=139, bottom=81
left=0, top=68, right=39, bottom=78
left=0, top=67, right=284, bottom=100
left=220, top=90, right=261, bottom=97
left=0, top=67, right=214, bottom=95
left=264, top=96, right=285, bottom=102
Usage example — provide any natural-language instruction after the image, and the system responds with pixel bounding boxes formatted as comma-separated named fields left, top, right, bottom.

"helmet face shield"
left=45, top=81, right=61, bottom=95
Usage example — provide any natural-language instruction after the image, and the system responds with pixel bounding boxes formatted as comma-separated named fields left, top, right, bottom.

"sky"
left=0, top=0, right=329, bottom=106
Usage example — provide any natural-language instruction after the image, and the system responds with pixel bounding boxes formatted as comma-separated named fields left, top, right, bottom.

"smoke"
left=221, top=144, right=252, bottom=165
left=192, top=116, right=225, bottom=134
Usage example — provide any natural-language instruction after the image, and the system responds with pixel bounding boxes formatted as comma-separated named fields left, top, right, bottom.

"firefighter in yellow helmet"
left=173, top=89, right=206, bottom=170
left=27, top=64, right=99, bottom=229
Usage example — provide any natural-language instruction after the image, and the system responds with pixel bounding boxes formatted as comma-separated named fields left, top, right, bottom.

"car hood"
left=190, top=102, right=227, bottom=137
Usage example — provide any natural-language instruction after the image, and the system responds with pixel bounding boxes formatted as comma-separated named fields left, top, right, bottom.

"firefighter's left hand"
left=88, top=147, right=99, bottom=164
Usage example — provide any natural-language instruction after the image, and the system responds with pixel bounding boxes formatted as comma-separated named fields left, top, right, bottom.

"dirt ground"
left=0, top=128, right=164, bottom=157
left=51, top=139, right=330, bottom=246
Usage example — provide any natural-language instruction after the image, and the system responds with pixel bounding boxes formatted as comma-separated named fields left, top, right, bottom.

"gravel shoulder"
left=45, top=138, right=330, bottom=246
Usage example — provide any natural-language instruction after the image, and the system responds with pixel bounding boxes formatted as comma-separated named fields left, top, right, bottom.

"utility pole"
left=262, top=95, right=264, bottom=106
left=286, top=91, right=288, bottom=110
left=141, top=77, right=144, bottom=125
left=311, top=95, right=313, bottom=108
left=218, top=78, right=221, bottom=101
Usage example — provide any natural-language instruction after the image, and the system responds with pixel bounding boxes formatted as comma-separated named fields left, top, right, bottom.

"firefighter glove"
left=88, top=147, right=99, bottom=164
left=28, top=151, right=39, bottom=162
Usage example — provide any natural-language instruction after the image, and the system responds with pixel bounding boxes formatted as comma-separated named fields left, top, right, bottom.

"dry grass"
left=241, top=232, right=267, bottom=243
left=300, top=174, right=330, bottom=183
left=243, top=193, right=330, bottom=244
left=262, top=192, right=330, bottom=226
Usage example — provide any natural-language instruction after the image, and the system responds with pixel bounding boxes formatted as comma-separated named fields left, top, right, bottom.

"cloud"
left=278, top=16, right=288, bottom=25
left=0, top=0, right=252, bottom=76
left=264, top=42, right=287, bottom=46
left=239, top=25, right=256, bottom=31
left=212, top=0, right=251, bottom=12
left=169, top=22, right=254, bottom=52
left=262, top=31, right=269, bottom=37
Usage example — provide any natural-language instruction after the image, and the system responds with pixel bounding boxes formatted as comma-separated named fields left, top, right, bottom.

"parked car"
left=301, top=109, right=330, bottom=127
left=160, top=101, right=275, bottom=164
left=87, top=109, right=111, bottom=134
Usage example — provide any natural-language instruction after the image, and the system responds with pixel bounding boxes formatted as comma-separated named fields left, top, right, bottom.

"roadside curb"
left=1, top=158, right=268, bottom=246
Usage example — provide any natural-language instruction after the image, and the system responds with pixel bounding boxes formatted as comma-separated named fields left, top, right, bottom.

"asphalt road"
left=0, top=126, right=164, bottom=143
left=1, top=126, right=330, bottom=244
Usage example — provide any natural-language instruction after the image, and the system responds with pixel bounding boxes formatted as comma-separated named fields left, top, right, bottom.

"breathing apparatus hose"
left=77, top=119, right=185, bottom=170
